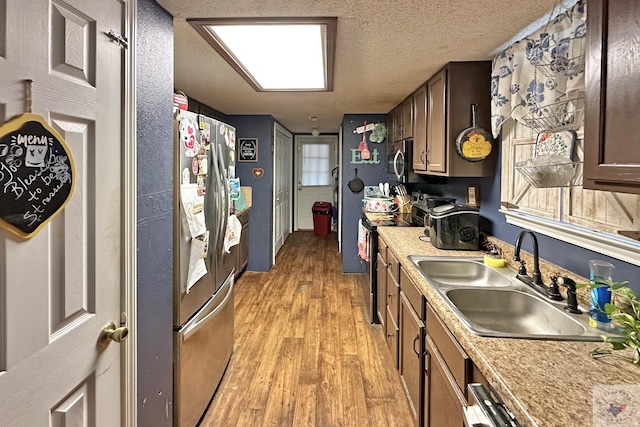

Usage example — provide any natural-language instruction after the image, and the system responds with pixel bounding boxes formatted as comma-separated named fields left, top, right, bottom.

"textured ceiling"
left=157, top=0, right=577, bottom=133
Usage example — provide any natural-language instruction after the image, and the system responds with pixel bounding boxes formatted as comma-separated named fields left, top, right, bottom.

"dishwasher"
left=463, top=383, right=521, bottom=427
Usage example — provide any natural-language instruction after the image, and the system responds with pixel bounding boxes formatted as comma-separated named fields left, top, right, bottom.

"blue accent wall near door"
left=341, top=114, right=389, bottom=273
left=228, top=115, right=276, bottom=272
left=136, top=0, right=174, bottom=425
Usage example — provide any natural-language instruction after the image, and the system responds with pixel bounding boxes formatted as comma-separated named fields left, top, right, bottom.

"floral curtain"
left=491, top=1, right=586, bottom=138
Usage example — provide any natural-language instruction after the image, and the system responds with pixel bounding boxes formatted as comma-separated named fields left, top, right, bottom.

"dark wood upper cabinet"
left=584, top=0, right=640, bottom=194
left=402, top=96, right=414, bottom=140
left=425, top=62, right=495, bottom=177
left=413, top=84, right=428, bottom=172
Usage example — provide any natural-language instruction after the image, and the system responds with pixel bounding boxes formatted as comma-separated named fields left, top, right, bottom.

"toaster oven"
left=429, top=204, right=480, bottom=250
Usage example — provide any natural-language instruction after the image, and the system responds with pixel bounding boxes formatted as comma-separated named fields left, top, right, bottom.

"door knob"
left=99, top=321, right=129, bottom=346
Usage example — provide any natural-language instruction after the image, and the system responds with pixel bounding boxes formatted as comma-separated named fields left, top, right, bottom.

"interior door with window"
left=295, top=135, right=337, bottom=230
left=0, top=0, right=127, bottom=425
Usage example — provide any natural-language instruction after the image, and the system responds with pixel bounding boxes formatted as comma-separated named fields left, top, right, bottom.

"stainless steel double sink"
left=408, top=256, right=620, bottom=341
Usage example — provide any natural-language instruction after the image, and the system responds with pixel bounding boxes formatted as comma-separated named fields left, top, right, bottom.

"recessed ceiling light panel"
left=188, top=17, right=337, bottom=92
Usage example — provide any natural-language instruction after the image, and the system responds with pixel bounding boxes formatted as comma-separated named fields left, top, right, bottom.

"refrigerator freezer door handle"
left=209, top=142, right=222, bottom=253
left=182, top=278, right=234, bottom=341
left=217, top=143, right=229, bottom=256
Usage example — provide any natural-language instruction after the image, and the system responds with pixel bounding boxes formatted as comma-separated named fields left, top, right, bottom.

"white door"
left=273, top=124, right=292, bottom=259
left=0, top=1, right=126, bottom=426
left=295, top=135, right=337, bottom=230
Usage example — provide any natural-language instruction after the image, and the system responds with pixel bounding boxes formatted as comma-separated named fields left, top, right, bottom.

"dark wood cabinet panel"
left=402, top=96, right=414, bottom=140
left=377, top=252, right=387, bottom=330
left=387, top=112, right=395, bottom=145
left=584, top=0, right=640, bottom=193
left=423, top=350, right=430, bottom=427
left=426, top=304, right=470, bottom=391
left=413, top=84, right=428, bottom=172
left=400, top=291, right=424, bottom=426
left=232, top=210, right=249, bottom=278
left=393, top=105, right=403, bottom=142
left=427, top=69, right=447, bottom=174
left=386, top=305, right=399, bottom=369
left=387, top=269, right=400, bottom=329
left=425, top=336, right=466, bottom=427
left=425, top=62, right=495, bottom=177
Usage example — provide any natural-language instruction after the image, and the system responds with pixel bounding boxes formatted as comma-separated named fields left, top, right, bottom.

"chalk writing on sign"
left=0, top=113, right=75, bottom=239
left=238, top=138, right=258, bottom=162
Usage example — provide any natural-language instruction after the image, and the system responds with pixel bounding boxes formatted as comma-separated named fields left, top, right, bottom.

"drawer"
left=400, top=266, right=424, bottom=321
left=426, top=304, right=470, bottom=392
left=387, top=249, right=400, bottom=286
left=378, top=236, right=387, bottom=264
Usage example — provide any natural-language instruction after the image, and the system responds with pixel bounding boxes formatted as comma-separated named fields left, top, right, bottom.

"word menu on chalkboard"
left=0, top=113, right=75, bottom=239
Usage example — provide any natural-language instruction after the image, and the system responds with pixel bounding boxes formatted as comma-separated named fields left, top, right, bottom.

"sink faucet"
left=513, top=229, right=547, bottom=296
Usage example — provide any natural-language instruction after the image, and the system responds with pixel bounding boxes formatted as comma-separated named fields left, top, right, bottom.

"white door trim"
left=123, top=0, right=137, bottom=425
left=293, top=134, right=338, bottom=231
left=272, top=122, right=293, bottom=265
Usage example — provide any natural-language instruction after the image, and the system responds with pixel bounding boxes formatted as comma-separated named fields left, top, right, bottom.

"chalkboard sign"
left=0, top=113, right=75, bottom=239
left=238, top=138, right=258, bottom=162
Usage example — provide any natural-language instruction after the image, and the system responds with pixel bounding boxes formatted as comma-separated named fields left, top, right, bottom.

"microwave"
left=387, top=139, right=412, bottom=182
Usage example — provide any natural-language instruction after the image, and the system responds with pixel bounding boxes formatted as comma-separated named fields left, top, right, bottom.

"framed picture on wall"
left=238, top=138, right=258, bottom=162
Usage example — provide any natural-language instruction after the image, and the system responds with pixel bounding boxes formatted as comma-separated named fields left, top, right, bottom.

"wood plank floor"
left=200, top=231, right=414, bottom=427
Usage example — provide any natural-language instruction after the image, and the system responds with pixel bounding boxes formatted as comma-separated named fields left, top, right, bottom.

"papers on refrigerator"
left=224, top=214, right=242, bottom=253
left=186, top=232, right=208, bottom=293
left=181, top=184, right=206, bottom=238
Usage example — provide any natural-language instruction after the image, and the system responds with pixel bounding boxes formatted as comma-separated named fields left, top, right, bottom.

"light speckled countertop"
left=377, top=227, right=639, bottom=427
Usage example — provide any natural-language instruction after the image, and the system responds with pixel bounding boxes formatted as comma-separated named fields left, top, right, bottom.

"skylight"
left=188, top=18, right=337, bottom=92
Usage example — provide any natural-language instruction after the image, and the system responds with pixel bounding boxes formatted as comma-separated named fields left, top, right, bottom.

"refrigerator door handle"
left=209, top=141, right=222, bottom=254
left=182, top=278, right=234, bottom=341
left=217, top=142, right=229, bottom=256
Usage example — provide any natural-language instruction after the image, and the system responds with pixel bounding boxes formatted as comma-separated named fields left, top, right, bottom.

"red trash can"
left=312, top=201, right=332, bottom=236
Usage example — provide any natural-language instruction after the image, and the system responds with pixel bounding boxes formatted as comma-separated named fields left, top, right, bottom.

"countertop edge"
left=376, top=226, right=639, bottom=427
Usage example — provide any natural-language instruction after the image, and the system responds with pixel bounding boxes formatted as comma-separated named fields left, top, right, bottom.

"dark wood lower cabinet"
left=231, top=210, right=249, bottom=278
left=400, top=291, right=424, bottom=426
left=377, top=252, right=387, bottom=330
left=385, top=305, right=399, bottom=368
left=425, top=336, right=466, bottom=427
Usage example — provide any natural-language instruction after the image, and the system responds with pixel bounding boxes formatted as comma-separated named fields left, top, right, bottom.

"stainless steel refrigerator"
left=173, top=110, right=236, bottom=427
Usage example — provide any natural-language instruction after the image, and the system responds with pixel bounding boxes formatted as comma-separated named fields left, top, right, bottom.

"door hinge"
left=106, top=30, right=128, bottom=49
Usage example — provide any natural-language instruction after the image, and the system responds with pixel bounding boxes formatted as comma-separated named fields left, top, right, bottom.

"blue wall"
left=407, top=139, right=640, bottom=293
left=136, top=0, right=174, bottom=425
left=228, top=115, right=276, bottom=272
left=341, top=114, right=390, bottom=273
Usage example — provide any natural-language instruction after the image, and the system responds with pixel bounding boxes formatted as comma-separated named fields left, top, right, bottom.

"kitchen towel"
left=357, top=219, right=370, bottom=261
left=224, top=214, right=242, bottom=253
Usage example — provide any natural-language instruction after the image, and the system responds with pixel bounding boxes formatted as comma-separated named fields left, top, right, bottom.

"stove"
left=360, top=210, right=418, bottom=324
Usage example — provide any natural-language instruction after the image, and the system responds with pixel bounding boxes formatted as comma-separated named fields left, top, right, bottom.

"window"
left=301, top=144, right=330, bottom=186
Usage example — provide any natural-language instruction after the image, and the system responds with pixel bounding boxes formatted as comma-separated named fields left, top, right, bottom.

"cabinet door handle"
left=413, top=335, right=420, bottom=356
